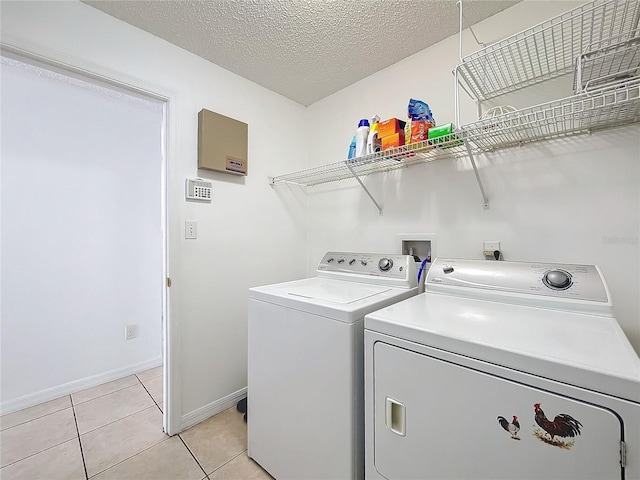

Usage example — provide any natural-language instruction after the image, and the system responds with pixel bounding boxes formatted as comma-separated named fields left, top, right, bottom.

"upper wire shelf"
left=455, top=0, right=640, bottom=102
left=462, top=77, right=640, bottom=153
left=575, top=27, right=640, bottom=93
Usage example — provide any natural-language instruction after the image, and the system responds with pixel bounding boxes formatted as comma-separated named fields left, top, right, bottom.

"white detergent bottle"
left=366, top=115, right=381, bottom=155
left=355, top=119, right=370, bottom=158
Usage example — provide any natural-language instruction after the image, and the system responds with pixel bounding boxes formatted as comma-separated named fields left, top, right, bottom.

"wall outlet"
left=125, top=324, right=137, bottom=340
left=185, top=221, right=197, bottom=239
left=483, top=241, right=500, bottom=257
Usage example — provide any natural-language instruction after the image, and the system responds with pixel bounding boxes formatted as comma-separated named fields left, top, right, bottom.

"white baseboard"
left=180, top=387, right=247, bottom=432
left=0, top=356, right=163, bottom=415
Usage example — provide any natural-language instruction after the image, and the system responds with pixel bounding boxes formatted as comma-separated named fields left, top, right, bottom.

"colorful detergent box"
left=428, top=123, right=463, bottom=148
left=381, top=132, right=405, bottom=150
left=409, top=119, right=434, bottom=143
left=378, top=118, right=406, bottom=139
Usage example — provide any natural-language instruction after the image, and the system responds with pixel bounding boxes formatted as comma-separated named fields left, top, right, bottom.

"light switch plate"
left=185, top=221, right=197, bottom=239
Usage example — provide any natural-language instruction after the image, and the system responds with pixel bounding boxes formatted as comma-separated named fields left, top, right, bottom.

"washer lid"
left=284, top=280, right=391, bottom=304
left=365, top=292, right=640, bottom=402
left=249, top=277, right=417, bottom=323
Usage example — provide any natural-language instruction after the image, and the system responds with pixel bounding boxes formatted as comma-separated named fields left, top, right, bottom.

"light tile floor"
left=0, top=367, right=272, bottom=480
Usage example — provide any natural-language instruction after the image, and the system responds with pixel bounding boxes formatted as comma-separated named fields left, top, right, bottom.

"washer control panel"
left=426, top=258, right=609, bottom=303
left=317, top=252, right=417, bottom=287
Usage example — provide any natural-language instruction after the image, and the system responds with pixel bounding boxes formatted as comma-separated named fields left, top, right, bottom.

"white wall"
left=1, top=1, right=307, bottom=424
left=1, top=0, right=638, bottom=425
left=1, top=57, right=164, bottom=409
left=304, top=0, right=640, bottom=354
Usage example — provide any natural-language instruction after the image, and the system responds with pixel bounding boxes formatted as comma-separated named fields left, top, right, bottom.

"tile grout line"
left=136, top=373, right=162, bottom=382
left=75, top=375, right=158, bottom=436
left=71, top=396, right=90, bottom=480
left=177, top=434, right=209, bottom=478
left=70, top=370, right=160, bottom=408
left=137, top=375, right=162, bottom=409
left=77, top=404, right=159, bottom=437
left=0, top=431, right=79, bottom=470
left=207, top=449, right=248, bottom=476
left=0, top=402, right=79, bottom=470
left=0, top=404, right=71, bottom=432
left=73, top=379, right=143, bottom=407
left=86, top=437, right=169, bottom=479
left=135, top=371, right=164, bottom=422
left=79, top=370, right=163, bottom=479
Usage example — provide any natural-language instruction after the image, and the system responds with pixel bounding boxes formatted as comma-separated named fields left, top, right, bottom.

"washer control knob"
left=349, top=259, right=356, bottom=265
left=543, top=269, right=572, bottom=290
left=361, top=260, right=368, bottom=266
left=338, top=258, right=345, bottom=264
left=378, top=258, right=393, bottom=271
left=327, top=258, right=335, bottom=263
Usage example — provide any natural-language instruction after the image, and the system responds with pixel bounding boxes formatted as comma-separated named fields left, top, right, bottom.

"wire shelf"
left=271, top=78, right=640, bottom=189
left=269, top=142, right=459, bottom=187
left=455, top=0, right=640, bottom=102
left=575, top=28, right=640, bottom=93
left=461, top=77, right=640, bottom=152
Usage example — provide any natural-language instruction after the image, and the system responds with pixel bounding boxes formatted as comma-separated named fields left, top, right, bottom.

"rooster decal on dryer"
left=497, top=415, right=521, bottom=440
left=533, top=403, right=582, bottom=449
left=496, top=403, right=583, bottom=450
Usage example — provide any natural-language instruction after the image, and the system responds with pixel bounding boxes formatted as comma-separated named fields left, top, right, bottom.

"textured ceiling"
left=82, top=0, right=521, bottom=106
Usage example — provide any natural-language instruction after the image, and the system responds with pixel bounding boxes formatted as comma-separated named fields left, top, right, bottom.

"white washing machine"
left=248, top=252, right=418, bottom=480
left=365, top=258, right=640, bottom=480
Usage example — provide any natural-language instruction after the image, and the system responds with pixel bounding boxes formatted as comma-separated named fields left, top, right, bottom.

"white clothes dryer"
left=364, top=258, right=640, bottom=480
left=248, top=252, right=418, bottom=480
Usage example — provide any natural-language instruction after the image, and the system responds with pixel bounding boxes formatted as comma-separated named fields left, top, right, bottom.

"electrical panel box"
left=197, top=109, right=248, bottom=176
left=185, top=178, right=212, bottom=201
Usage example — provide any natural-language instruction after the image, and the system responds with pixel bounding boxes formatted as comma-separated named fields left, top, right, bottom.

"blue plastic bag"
left=408, top=98, right=435, bottom=124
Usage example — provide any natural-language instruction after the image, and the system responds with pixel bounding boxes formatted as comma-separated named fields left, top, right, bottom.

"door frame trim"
left=1, top=40, right=181, bottom=435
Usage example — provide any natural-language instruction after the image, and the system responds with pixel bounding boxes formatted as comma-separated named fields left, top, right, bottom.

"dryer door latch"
left=385, top=397, right=406, bottom=437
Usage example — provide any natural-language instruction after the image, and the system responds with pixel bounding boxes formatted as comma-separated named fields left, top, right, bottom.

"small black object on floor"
left=237, top=397, right=247, bottom=422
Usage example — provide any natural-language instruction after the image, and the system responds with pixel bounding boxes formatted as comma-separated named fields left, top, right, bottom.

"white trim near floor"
left=0, top=356, right=163, bottom=415
left=180, top=387, right=248, bottom=432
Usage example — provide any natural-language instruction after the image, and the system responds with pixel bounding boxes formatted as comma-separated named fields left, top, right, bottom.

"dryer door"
left=373, top=342, right=624, bottom=480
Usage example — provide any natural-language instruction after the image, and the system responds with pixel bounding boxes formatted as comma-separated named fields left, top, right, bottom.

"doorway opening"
left=0, top=46, right=175, bottom=434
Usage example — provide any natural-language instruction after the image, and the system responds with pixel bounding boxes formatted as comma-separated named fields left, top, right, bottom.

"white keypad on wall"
left=185, top=178, right=212, bottom=202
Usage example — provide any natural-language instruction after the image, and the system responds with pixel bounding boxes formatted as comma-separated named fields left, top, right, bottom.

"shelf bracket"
left=345, top=162, right=383, bottom=215
left=463, top=140, right=490, bottom=209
